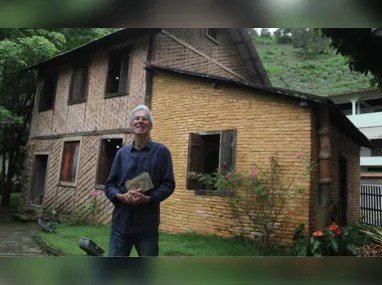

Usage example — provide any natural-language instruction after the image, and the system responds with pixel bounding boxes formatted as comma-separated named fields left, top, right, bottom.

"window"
left=68, top=62, right=89, bottom=104
left=206, top=28, right=218, bottom=43
left=59, top=140, right=80, bottom=184
left=38, top=73, right=57, bottom=112
left=186, top=129, right=236, bottom=192
left=105, top=48, right=131, bottom=97
left=96, top=138, right=123, bottom=186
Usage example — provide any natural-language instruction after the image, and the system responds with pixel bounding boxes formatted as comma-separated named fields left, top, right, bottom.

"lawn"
left=40, top=223, right=291, bottom=257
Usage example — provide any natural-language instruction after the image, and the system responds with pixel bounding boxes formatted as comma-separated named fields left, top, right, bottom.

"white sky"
left=254, top=28, right=278, bottom=34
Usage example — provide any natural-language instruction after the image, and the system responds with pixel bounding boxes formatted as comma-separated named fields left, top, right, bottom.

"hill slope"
left=254, top=41, right=374, bottom=96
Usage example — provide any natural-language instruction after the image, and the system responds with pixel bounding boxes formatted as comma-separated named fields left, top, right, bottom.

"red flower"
left=328, top=223, right=342, bottom=235
left=227, top=188, right=232, bottom=194
left=297, top=153, right=301, bottom=159
left=223, top=162, right=227, bottom=166
left=312, top=231, right=323, bottom=237
left=313, top=220, right=319, bottom=225
left=225, top=172, right=231, bottom=179
left=92, top=191, right=98, bottom=197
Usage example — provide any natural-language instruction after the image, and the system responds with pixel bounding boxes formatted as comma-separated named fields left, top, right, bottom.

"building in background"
left=328, top=88, right=382, bottom=185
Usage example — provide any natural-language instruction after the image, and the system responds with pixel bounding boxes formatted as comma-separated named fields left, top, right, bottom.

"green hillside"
left=254, top=41, right=374, bottom=96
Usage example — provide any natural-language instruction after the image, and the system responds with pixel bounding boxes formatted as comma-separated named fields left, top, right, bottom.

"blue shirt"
left=104, top=138, right=175, bottom=234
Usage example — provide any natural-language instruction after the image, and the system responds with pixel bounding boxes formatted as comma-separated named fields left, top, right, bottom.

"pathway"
left=0, top=207, right=48, bottom=257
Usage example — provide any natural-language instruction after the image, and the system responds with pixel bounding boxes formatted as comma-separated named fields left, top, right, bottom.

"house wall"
left=329, top=125, right=361, bottom=223
left=155, top=29, right=253, bottom=82
left=149, top=73, right=314, bottom=245
left=29, top=35, right=150, bottom=138
left=18, top=133, right=134, bottom=222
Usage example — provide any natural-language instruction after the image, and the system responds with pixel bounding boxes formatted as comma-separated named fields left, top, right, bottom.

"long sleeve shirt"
left=104, top=139, right=175, bottom=234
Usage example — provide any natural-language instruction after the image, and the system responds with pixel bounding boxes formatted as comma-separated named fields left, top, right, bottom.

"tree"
left=274, top=28, right=292, bottom=44
left=260, top=28, right=272, bottom=46
left=291, top=28, right=331, bottom=59
left=319, top=28, right=382, bottom=87
left=247, top=28, right=259, bottom=40
left=0, top=28, right=115, bottom=206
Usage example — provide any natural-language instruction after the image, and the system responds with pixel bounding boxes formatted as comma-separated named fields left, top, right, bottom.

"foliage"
left=290, top=28, right=331, bottom=59
left=292, top=221, right=378, bottom=256
left=260, top=28, right=272, bottom=46
left=354, top=227, right=382, bottom=257
left=319, top=28, right=382, bottom=87
left=0, top=106, right=23, bottom=126
left=188, top=153, right=316, bottom=255
left=254, top=40, right=374, bottom=95
left=274, top=28, right=292, bottom=44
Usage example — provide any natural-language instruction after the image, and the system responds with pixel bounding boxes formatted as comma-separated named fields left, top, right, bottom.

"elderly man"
left=104, top=105, right=175, bottom=257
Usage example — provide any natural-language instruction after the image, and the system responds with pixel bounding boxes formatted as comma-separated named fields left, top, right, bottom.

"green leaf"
left=329, top=236, right=338, bottom=252
left=297, top=246, right=307, bottom=256
left=311, top=239, right=321, bottom=253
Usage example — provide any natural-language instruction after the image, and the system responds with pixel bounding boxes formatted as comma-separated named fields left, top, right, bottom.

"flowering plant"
left=188, top=153, right=315, bottom=254
left=292, top=221, right=343, bottom=256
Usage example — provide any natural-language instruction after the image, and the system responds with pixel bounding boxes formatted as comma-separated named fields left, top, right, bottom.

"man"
left=104, top=105, right=175, bottom=257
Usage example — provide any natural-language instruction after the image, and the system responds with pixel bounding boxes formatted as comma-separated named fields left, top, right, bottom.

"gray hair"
left=128, top=105, right=153, bottom=124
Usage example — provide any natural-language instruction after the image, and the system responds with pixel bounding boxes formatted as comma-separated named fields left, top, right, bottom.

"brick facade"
left=149, top=73, right=315, bottom=245
left=329, top=125, right=361, bottom=223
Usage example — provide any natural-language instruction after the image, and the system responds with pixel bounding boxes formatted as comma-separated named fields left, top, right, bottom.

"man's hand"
left=117, top=189, right=151, bottom=205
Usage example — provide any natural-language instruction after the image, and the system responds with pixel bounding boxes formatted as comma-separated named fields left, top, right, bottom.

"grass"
left=0, top=192, right=20, bottom=209
left=253, top=40, right=374, bottom=95
left=40, top=223, right=291, bottom=256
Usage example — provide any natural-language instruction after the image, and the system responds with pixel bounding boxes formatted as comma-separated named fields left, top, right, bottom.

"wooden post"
left=316, top=106, right=333, bottom=229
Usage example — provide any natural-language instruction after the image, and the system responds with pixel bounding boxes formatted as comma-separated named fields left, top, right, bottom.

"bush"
left=188, top=153, right=316, bottom=255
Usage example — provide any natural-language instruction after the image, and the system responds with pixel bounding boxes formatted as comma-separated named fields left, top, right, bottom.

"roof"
left=361, top=173, right=382, bottom=179
left=20, top=28, right=271, bottom=86
left=21, top=28, right=162, bottom=72
left=144, top=63, right=374, bottom=149
left=325, top=88, right=380, bottom=98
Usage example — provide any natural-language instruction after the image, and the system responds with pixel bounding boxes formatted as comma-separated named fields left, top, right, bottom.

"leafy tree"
left=274, top=28, right=292, bottom=44
left=291, top=28, right=331, bottom=59
left=260, top=28, right=272, bottom=46
left=319, top=28, right=382, bottom=87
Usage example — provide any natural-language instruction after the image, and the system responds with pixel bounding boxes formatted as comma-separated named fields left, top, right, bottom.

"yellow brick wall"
left=330, top=125, right=361, bottom=224
left=150, top=73, right=314, bottom=245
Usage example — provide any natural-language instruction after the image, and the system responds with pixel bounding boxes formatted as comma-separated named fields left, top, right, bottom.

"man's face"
left=130, top=110, right=152, bottom=136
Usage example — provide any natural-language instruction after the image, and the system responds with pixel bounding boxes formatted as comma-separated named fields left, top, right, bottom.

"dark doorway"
left=338, top=155, right=348, bottom=226
left=30, top=155, right=49, bottom=205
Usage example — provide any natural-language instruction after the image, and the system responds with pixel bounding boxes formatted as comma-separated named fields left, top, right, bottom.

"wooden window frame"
left=38, top=72, right=58, bottom=112
left=205, top=28, right=219, bottom=45
left=57, top=137, right=82, bottom=187
left=95, top=135, right=125, bottom=190
left=104, top=47, right=132, bottom=99
left=186, top=129, right=236, bottom=197
left=68, top=61, right=90, bottom=105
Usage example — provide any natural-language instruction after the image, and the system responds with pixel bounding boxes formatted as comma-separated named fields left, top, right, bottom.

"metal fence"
left=360, top=184, right=382, bottom=226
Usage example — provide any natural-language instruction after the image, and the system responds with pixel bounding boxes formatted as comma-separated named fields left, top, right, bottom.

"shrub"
left=188, top=153, right=316, bottom=255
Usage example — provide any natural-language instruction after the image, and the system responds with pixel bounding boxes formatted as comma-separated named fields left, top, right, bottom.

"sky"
left=254, top=28, right=278, bottom=34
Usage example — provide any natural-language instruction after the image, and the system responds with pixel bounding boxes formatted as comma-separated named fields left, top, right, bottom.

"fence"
left=360, top=184, right=382, bottom=226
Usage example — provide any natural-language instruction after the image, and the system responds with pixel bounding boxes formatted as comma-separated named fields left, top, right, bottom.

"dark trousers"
left=108, top=229, right=159, bottom=257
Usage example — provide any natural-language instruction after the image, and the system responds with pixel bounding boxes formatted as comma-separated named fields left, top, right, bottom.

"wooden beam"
left=30, top=128, right=133, bottom=140
left=161, top=30, right=247, bottom=82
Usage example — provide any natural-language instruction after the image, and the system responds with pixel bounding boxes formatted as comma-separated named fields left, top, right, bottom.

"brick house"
left=143, top=64, right=372, bottom=244
left=17, top=28, right=270, bottom=219
left=18, top=28, right=372, bottom=244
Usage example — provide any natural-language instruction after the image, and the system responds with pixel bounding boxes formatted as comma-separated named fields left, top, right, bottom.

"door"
left=338, top=155, right=348, bottom=226
left=30, top=155, right=49, bottom=205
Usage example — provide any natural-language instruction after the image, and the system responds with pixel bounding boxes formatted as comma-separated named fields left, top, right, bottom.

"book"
left=125, top=172, right=154, bottom=193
